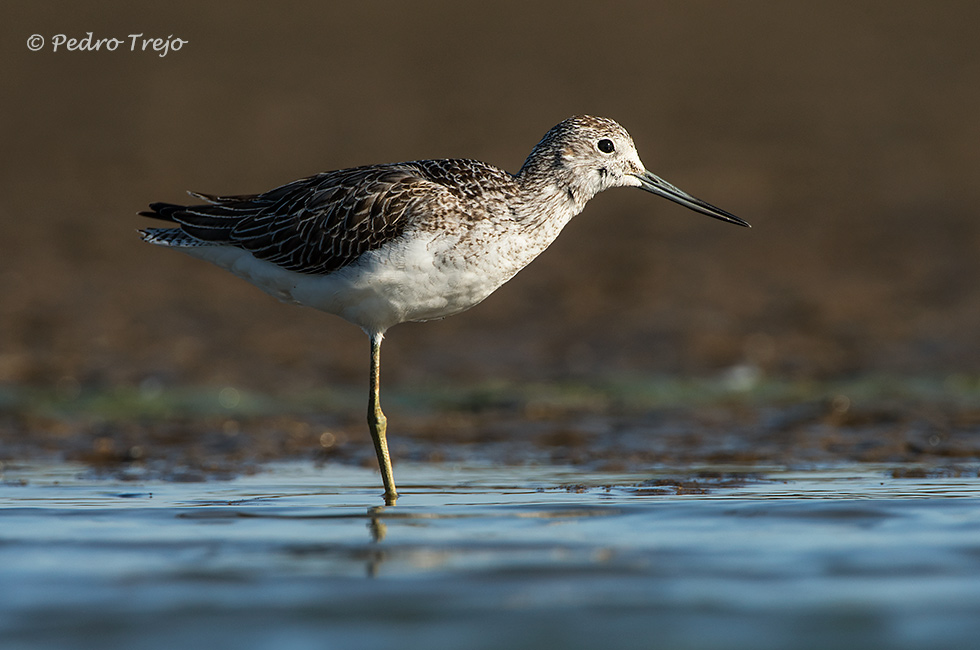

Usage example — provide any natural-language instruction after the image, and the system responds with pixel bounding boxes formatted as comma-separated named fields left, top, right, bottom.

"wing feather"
left=140, top=163, right=466, bottom=275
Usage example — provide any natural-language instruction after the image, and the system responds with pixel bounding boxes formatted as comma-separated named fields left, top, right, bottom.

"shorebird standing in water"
left=140, top=115, right=749, bottom=505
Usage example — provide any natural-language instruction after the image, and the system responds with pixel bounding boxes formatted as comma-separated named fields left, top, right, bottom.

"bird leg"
left=368, top=333, right=398, bottom=505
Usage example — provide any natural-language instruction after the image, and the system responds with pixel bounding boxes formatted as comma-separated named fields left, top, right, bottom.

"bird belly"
left=311, top=235, right=514, bottom=332
left=176, top=235, right=513, bottom=336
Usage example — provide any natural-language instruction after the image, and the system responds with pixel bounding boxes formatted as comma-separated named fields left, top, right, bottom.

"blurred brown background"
left=2, top=1, right=979, bottom=395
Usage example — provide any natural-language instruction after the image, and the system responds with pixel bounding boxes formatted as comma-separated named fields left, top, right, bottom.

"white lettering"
left=44, top=32, right=186, bottom=56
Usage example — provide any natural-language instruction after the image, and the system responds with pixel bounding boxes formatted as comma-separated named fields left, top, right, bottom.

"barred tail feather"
left=139, top=228, right=214, bottom=247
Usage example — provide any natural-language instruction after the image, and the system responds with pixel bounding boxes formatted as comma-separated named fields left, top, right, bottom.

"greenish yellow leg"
left=368, top=333, right=398, bottom=505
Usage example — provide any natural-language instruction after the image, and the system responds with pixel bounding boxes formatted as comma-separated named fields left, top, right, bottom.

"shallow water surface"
left=3, top=461, right=980, bottom=650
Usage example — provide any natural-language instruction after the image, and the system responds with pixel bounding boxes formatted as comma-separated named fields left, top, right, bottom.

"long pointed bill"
left=634, top=170, right=750, bottom=227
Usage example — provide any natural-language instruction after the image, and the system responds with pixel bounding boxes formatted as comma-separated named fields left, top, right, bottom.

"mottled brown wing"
left=144, top=164, right=461, bottom=275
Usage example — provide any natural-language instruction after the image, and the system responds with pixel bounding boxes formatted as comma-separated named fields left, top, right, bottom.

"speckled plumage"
left=142, top=160, right=510, bottom=276
left=139, top=115, right=748, bottom=503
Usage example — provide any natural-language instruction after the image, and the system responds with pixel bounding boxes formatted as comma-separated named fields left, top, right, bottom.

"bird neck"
left=515, top=155, right=591, bottom=228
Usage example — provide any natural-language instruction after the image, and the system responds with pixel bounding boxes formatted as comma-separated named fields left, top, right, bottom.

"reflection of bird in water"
left=369, top=507, right=387, bottom=543
left=367, top=506, right=387, bottom=577
left=140, top=115, right=749, bottom=505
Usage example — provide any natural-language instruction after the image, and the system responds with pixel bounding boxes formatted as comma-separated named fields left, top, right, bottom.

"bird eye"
left=597, top=138, right=615, bottom=154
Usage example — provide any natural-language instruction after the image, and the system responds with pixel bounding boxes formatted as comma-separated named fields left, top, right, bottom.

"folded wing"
left=140, top=164, right=460, bottom=275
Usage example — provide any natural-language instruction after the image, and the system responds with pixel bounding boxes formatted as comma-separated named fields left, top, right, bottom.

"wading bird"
left=140, top=115, right=749, bottom=504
